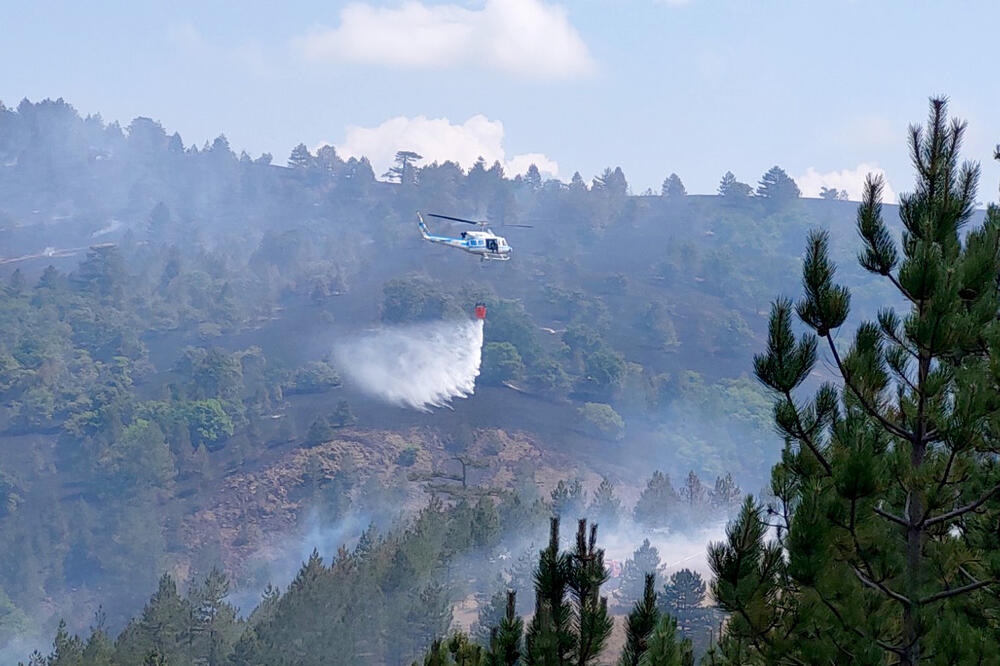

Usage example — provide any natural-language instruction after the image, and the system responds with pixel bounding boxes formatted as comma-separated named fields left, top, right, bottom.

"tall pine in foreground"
left=712, top=98, right=1000, bottom=664
left=640, top=614, right=692, bottom=666
left=619, top=574, right=659, bottom=666
left=524, top=517, right=613, bottom=666
left=525, top=518, right=575, bottom=665
left=486, top=591, right=523, bottom=666
left=567, top=519, right=613, bottom=665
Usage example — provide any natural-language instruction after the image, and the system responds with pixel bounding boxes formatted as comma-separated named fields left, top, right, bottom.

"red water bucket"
left=474, top=303, right=487, bottom=320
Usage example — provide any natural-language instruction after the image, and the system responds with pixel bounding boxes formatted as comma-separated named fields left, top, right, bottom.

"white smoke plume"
left=334, top=318, right=484, bottom=411
left=601, top=521, right=728, bottom=580
left=230, top=510, right=373, bottom=615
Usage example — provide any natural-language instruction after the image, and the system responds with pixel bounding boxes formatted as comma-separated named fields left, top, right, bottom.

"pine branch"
left=933, top=446, right=959, bottom=496
left=924, top=482, right=1000, bottom=527
left=873, top=505, right=908, bottom=528
left=919, top=579, right=995, bottom=605
left=851, top=566, right=911, bottom=606
left=824, top=334, right=911, bottom=441
left=816, top=593, right=905, bottom=659
left=876, top=310, right=919, bottom=359
left=886, top=273, right=915, bottom=304
left=836, top=498, right=907, bottom=612
left=781, top=389, right=833, bottom=476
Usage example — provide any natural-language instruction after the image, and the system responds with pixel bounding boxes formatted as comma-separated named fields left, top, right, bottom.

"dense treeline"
left=0, top=242, right=351, bottom=643
left=22, top=470, right=739, bottom=666
left=0, top=93, right=921, bottom=657
left=0, top=95, right=845, bottom=646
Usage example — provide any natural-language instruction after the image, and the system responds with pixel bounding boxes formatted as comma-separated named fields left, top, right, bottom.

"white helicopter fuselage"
left=417, top=214, right=511, bottom=260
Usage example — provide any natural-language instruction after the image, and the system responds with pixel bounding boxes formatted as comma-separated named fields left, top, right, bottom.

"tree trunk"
left=902, top=353, right=931, bottom=666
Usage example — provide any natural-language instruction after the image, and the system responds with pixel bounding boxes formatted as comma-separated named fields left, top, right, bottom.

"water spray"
left=334, top=305, right=486, bottom=411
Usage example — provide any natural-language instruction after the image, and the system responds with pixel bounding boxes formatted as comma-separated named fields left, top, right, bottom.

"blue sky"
left=2, top=0, right=999, bottom=200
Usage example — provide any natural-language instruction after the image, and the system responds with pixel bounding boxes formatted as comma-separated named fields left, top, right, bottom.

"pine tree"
left=228, top=584, right=280, bottom=665
left=404, top=584, right=455, bottom=663
left=525, top=517, right=574, bottom=665
left=486, top=591, right=523, bottom=666
left=332, top=399, right=355, bottom=426
left=638, top=615, right=693, bottom=666
left=679, top=471, right=706, bottom=507
left=419, top=639, right=450, bottom=666
left=524, top=164, right=543, bottom=191
left=550, top=479, right=586, bottom=519
left=471, top=495, right=501, bottom=549
left=720, top=99, right=1000, bottom=663
left=755, top=166, right=800, bottom=205
left=819, top=186, right=848, bottom=200
left=48, top=619, right=84, bottom=665
left=315, top=144, right=342, bottom=177
left=587, top=478, right=621, bottom=528
left=114, top=573, right=193, bottom=665
left=717, top=171, right=752, bottom=198
left=287, top=143, right=313, bottom=169
left=24, top=651, right=46, bottom=666
left=449, top=634, right=486, bottom=665
left=383, top=150, right=422, bottom=184
left=567, top=519, right=613, bottom=665
left=707, top=498, right=787, bottom=662
left=8, top=268, right=26, bottom=294
left=593, top=167, right=628, bottom=197
left=304, top=416, right=334, bottom=446
left=81, top=606, right=114, bottom=665
left=659, top=569, right=713, bottom=654
left=618, top=540, right=660, bottom=610
left=187, top=567, right=240, bottom=665
left=661, top=174, right=686, bottom=200
left=633, top=471, right=678, bottom=528
left=469, top=589, right=508, bottom=645
left=678, top=471, right=708, bottom=527
left=619, top=574, right=659, bottom=666
left=354, top=522, right=379, bottom=557
left=708, top=473, right=741, bottom=516
left=659, top=570, right=705, bottom=627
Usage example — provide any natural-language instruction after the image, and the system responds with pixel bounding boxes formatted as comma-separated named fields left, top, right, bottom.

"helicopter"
left=417, top=212, right=530, bottom=261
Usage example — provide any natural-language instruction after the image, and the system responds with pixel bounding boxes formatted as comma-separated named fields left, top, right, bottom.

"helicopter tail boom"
left=416, top=212, right=467, bottom=248
left=416, top=212, right=431, bottom=239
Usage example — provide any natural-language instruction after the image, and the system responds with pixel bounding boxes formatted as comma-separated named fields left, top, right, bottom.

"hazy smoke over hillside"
left=334, top=318, right=484, bottom=410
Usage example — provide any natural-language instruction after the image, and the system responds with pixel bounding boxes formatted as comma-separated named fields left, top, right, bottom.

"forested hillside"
left=0, top=96, right=916, bottom=660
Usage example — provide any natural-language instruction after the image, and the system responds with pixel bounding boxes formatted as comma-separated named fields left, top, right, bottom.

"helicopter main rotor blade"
left=427, top=213, right=482, bottom=226
left=504, top=224, right=534, bottom=228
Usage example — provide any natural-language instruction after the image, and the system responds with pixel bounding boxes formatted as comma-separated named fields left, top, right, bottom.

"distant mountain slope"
left=0, top=97, right=931, bottom=647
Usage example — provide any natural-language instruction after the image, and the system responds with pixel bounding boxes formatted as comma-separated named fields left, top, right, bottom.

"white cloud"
left=796, top=163, right=897, bottom=203
left=505, top=152, right=559, bottom=178
left=292, top=0, right=594, bottom=79
left=330, top=114, right=559, bottom=179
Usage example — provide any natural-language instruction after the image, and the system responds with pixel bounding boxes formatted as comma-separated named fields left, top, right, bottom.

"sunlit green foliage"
left=712, top=98, right=1000, bottom=664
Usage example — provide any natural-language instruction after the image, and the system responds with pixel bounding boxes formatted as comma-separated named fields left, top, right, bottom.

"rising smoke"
left=230, top=509, right=373, bottom=616
left=334, top=318, right=484, bottom=411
